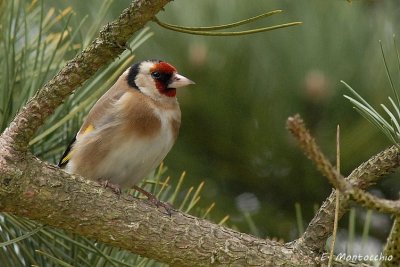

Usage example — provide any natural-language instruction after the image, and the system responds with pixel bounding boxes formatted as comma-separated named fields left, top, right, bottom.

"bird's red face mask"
left=150, top=62, right=194, bottom=97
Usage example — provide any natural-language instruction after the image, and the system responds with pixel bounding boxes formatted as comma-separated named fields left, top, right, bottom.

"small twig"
left=154, top=11, right=302, bottom=36
left=156, top=10, right=284, bottom=31
left=286, top=114, right=348, bottom=191
left=328, top=125, right=341, bottom=267
left=288, top=114, right=400, bottom=254
left=288, top=114, right=400, bottom=213
left=382, top=217, right=400, bottom=266
left=350, top=188, right=400, bottom=214
left=288, top=115, right=400, bottom=216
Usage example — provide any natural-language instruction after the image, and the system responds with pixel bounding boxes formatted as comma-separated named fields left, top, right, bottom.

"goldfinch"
left=59, top=60, right=194, bottom=202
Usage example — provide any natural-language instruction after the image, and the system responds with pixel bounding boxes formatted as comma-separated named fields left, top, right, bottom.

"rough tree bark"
left=0, top=1, right=398, bottom=266
left=294, top=145, right=400, bottom=253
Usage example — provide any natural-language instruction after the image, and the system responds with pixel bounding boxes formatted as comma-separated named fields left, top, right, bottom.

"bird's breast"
left=95, top=103, right=181, bottom=187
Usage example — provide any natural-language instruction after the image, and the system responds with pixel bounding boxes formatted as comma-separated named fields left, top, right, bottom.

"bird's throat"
left=160, top=87, right=176, bottom=97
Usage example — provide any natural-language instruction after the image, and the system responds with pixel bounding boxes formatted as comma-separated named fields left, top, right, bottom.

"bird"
left=58, top=59, right=194, bottom=210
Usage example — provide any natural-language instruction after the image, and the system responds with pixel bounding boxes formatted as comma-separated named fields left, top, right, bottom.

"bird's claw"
left=98, top=179, right=121, bottom=194
left=147, top=194, right=174, bottom=216
left=133, top=185, right=175, bottom=216
left=96, top=181, right=174, bottom=215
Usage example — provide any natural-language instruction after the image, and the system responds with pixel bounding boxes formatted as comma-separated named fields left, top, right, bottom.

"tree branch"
left=382, top=217, right=400, bottom=266
left=295, top=145, right=399, bottom=254
left=287, top=115, right=400, bottom=254
left=0, top=154, right=318, bottom=266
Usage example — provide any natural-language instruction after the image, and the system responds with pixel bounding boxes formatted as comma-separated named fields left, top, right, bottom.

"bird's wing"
left=58, top=124, right=94, bottom=167
left=58, top=76, right=132, bottom=168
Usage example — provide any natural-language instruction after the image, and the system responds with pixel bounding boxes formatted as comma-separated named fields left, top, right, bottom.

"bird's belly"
left=96, top=133, right=174, bottom=188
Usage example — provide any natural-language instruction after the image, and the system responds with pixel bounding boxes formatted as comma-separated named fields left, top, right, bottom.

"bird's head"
left=126, top=60, right=194, bottom=99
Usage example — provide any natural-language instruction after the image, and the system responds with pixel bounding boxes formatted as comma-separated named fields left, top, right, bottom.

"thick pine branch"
left=0, top=155, right=317, bottom=266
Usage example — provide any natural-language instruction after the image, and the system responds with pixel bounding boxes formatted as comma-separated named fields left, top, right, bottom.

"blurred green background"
left=49, top=0, right=400, bottom=241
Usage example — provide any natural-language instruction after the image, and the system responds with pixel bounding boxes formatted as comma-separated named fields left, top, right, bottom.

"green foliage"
left=344, top=38, right=400, bottom=148
left=0, top=0, right=75, bottom=131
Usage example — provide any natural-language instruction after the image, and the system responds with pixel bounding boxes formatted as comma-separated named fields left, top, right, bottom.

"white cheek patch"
left=135, top=73, right=157, bottom=95
left=134, top=61, right=157, bottom=94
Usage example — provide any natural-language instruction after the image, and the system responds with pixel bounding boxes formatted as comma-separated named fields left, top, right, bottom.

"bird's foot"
left=98, top=179, right=121, bottom=194
left=133, top=185, right=174, bottom=216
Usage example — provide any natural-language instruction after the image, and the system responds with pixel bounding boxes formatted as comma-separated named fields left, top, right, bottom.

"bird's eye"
left=151, top=71, right=161, bottom=79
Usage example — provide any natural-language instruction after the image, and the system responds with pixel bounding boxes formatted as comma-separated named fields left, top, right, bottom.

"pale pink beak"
left=168, top=73, right=195, bottom=88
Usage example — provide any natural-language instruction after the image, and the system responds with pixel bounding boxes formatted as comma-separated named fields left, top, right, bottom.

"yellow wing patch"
left=59, top=124, right=95, bottom=167
left=60, top=150, right=73, bottom=165
left=81, top=124, right=95, bottom=135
